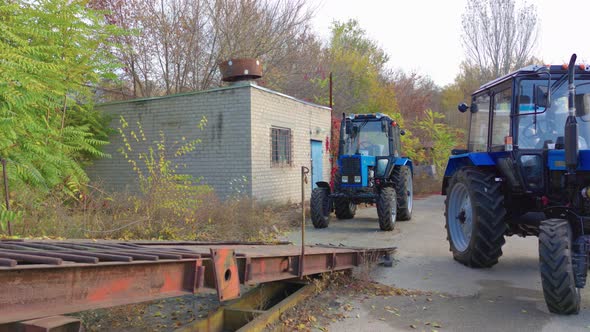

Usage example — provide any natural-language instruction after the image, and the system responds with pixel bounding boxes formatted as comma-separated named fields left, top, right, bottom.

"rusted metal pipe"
left=329, top=72, right=333, bottom=109
left=300, top=166, right=310, bottom=278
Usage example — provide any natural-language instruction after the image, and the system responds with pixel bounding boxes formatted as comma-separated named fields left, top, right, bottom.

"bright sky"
left=308, top=0, right=590, bottom=87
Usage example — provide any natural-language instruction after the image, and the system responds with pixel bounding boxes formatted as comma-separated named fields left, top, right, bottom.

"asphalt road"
left=287, top=195, right=590, bottom=332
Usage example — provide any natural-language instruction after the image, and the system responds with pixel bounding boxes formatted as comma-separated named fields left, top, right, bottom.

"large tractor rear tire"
left=377, top=186, right=397, bottom=231
left=539, top=219, right=581, bottom=315
left=393, top=166, right=413, bottom=221
left=444, top=167, right=507, bottom=267
left=335, top=199, right=356, bottom=219
left=311, top=187, right=331, bottom=228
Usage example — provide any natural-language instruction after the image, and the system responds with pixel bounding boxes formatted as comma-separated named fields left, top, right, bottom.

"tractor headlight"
left=376, top=159, right=389, bottom=177
left=341, top=176, right=348, bottom=183
left=354, top=176, right=361, bottom=183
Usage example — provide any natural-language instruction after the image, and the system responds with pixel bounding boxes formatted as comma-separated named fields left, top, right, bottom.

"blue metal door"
left=311, top=140, right=323, bottom=190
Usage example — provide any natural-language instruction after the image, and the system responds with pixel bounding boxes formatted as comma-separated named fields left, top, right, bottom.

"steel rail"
left=0, top=241, right=394, bottom=324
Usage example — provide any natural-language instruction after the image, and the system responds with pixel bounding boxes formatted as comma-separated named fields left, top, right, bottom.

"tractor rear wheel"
left=539, top=219, right=581, bottom=314
left=311, top=187, right=331, bottom=228
left=335, top=199, right=356, bottom=219
left=393, top=166, right=413, bottom=221
left=377, top=186, right=397, bottom=231
left=445, top=167, right=507, bottom=267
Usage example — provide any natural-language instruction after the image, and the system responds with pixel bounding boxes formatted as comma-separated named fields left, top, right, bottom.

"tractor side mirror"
left=400, top=129, right=406, bottom=136
left=470, top=103, right=479, bottom=113
left=458, top=103, right=469, bottom=113
left=345, top=119, right=352, bottom=135
left=534, top=85, right=549, bottom=108
left=575, top=93, right=590, bottom=117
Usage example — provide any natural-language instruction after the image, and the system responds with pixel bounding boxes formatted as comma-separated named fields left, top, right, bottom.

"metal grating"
left=0, top=241, right=201, bottom=267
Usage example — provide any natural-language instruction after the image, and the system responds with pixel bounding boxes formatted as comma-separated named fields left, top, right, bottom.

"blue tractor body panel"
left=445, top=150, right=590, bottom=178
left=444, top=152, right=496, bottom=178
left=547, top=150, right=590, bottom=171
left=394, top=157, right=413, bottom=174
left=338, top=155, right=376, bottom=188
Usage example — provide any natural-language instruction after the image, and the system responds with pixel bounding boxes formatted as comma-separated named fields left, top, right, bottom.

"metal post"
left=300, top=166, right=309, bottom=278
left=329, top=72, right=333, bottom=110
left=1, top=158, right=11, bottom=236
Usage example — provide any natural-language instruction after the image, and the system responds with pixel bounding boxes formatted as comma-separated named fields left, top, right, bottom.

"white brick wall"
left=86, top=83, right=331, bottom=203
left=87, top=86, right=252, bottom=199
left=249, top=86, right=331, bottom=202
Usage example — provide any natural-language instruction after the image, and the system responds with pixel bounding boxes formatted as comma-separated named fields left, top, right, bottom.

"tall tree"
left=91, top=0, right=313, bottom=98
left=0, top=0, right=117, bottom=200
left=392, top=71, right=439, bottom=122
left=461, top=0, right=538, bottom=80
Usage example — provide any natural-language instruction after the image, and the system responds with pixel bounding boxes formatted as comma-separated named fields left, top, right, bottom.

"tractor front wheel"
left=377, top=186, right=397, bottom=231
left=445, top=167, right=507, bottom=267
left=311, top=187, right=331, bottom=228
left=393, top=166, right=413, bottom=221
left=539, top=219, right=581, bottom=314
left=335, top=199, right=356, bottom=219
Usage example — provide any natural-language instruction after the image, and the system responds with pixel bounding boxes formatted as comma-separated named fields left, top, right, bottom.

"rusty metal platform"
left=0, top=240, right=394, bottom=324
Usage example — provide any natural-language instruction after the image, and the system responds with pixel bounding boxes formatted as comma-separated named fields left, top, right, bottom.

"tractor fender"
left=442, top=153, right=495, bottom=194
left=315, top=181, right=331, bottom=191
left=393, top=158, right=413, bottom=175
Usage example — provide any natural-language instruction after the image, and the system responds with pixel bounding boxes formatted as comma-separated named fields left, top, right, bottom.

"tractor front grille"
left=341, top=157, right=361, bottom=176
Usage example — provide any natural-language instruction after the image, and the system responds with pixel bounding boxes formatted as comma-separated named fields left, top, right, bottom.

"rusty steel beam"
left=0, top=241, right=393, bottom=324
left=0, top=260, right=200, bottom=324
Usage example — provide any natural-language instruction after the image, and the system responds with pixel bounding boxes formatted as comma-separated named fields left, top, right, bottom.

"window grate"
left=271, top=127, right=292, bottom=167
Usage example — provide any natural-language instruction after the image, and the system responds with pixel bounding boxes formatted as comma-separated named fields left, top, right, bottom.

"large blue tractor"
left=443, top=54, right=590, bottom=314
left=311, top=113, right=413, bottom=231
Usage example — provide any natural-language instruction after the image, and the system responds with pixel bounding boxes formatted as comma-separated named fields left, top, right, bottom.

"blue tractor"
left=311, top=113, right=413, bottom=231
left=443, top=54, right=590, bottom=314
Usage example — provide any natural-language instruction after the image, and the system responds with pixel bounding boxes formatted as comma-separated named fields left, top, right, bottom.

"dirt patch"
left=266, top=272, right=432, bottom=332
left=73, top=292, right=219, bottom=331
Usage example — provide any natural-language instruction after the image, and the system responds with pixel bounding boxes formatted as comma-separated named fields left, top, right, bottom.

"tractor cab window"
left=518, top=78, right=590, bottom=149
left=491, top=88, right=512, bottom=148
left=342, top=120, right=389, bottom=156
left=468, top=94, right=490, bottom=152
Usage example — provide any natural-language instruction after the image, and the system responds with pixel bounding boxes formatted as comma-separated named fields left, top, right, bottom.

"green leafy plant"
left=117, top=115, right=212, bottom=238
left=0, top=0, right=122, bottom=234
left=415, top=109, right=464, bottom=176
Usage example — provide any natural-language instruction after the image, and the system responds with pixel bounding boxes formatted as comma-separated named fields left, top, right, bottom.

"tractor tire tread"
left=335, top=199, right=356, bottom=219
left=393, top=166, right=412, bottom=221
left=311, top=188, right=330, bottom=228
left=444, top=167, right=507, bottom=268
left=377, top=186, right=396, bottom=231
left=539, top=219, right=580, bottom=315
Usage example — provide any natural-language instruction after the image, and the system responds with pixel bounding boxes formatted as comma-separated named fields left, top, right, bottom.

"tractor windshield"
left=342, top=120, right=390, bottom=156
left=517, top=78, right=590, bottom=149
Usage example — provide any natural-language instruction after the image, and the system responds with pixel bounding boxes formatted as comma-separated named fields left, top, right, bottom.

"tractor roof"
left=473, top=64, right=590, bottom=95
left=348, top=113, right=396, bottom=122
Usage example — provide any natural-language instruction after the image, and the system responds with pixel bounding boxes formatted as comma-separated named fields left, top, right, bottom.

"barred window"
left=271, top=127, right=292, bottom=166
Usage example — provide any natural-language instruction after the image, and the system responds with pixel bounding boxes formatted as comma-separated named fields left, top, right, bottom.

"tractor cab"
left=448, top=64, right=590, bottom=198
left=338, top=113, right=404, bottom=189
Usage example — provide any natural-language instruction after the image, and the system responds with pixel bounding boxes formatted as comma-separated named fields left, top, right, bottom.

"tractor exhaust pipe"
left=565, top=53, right=578, bottom=173
left=339, top=113, right=346, bottom=155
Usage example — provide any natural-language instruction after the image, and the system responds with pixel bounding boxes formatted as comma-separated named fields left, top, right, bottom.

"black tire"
left=393, top=166, right=413, bottom=221
left=335, top=199, right=356, bottom=219
left=539, top=219, right=581, bottom=315
left=377, top=186, right=397, bottom=231
left=444, top=167, right=507, bottom=267
left=311, top=187, right=331, bottom=228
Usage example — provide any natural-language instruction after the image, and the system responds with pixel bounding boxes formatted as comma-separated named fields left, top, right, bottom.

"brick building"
left=86, top=81, right=332, bottom=202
